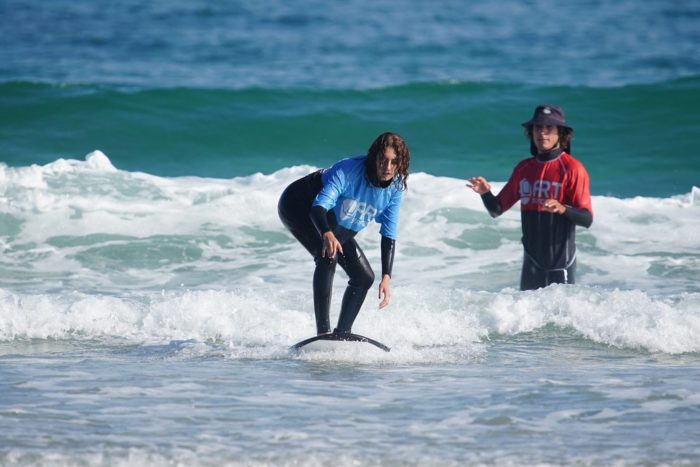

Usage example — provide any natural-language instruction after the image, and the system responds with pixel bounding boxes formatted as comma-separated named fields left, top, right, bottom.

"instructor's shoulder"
left=562, top=152, right=588, bottom=172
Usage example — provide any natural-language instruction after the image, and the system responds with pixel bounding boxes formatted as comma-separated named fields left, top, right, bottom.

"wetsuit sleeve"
left=564, top=206, right=593, bottom=228
left=380, top=235, right=395, bottom=278
left=480, top=191, right=502, bottom=218
left=487, top=161, right=526, bottom=217
left=310, top=205, right=332, bottom=234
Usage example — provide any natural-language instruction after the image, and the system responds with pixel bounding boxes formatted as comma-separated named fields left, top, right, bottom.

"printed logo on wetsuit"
left=340, top=199, right=378, bottom=225
left=519, top=179, right=563, bottom=206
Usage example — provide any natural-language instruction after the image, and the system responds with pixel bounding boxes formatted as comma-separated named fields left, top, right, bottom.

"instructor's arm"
left=467, top=176, right=491, bottom=194
left=468, top=176, right=502, bottom=217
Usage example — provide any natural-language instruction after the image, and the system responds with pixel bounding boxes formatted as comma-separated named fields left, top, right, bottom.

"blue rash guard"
left=313, top=156, right=403, bottom=240
left=277, top=153, right=405, bottom=335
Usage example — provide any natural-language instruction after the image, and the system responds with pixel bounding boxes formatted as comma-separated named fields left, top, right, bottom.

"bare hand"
left=543, top=199, right=566, bottom=215
left=378, top=275, right=391, bottom=309
left=467, top=176, right=491, bottom=194
left=321, top=231, right=343, bottom=258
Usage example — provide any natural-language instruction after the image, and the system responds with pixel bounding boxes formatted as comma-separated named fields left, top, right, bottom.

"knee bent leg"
left=349, top=267, right=374, bottom=290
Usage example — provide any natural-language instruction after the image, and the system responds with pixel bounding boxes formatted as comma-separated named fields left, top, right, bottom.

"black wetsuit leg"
left=312, top=257, right=335, bottom=334
left=520, top=254, right=576, bottom=291
left=279, top=172, right=334, bottom=334
left=334, top=239, right=375, bottom=334
left=277, top=171, right=324, bottom=258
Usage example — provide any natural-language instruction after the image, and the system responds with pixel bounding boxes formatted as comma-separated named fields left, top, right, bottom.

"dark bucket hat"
left=521, top=104, right=573, bottom=131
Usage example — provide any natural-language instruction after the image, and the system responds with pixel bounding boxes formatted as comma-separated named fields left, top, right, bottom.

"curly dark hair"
left=524, top=126, right=574, bottom=154
left=364, top=132, right=410, bottom=191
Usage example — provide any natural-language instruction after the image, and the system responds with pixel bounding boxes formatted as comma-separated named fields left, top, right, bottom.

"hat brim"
left=522, top=116, right=572, bottom=130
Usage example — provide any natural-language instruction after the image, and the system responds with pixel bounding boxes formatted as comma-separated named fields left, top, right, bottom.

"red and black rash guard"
left=481, top=149, right=593, bottom=271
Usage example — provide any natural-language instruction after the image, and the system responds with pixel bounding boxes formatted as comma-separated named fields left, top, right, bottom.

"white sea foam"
left=1, top=152, right=698, bottom=355
left=1, top=285, right=698, bottom=356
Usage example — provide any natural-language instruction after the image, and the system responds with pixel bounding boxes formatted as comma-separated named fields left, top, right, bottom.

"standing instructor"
left=468, top=105, right=593, bottom=290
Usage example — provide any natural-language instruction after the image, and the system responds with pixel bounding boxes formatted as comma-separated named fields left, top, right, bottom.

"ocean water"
left=1, top=1, right=700, bottom=466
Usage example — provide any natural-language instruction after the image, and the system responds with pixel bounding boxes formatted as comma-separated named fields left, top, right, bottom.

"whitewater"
left=1, top=151, right=698, bottom=355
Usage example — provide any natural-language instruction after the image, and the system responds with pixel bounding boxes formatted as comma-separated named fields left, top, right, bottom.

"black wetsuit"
left=278, top=170, right=396, bottom=335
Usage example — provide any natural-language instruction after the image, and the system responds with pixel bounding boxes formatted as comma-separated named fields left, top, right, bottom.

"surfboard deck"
left=290, top=332, right=390, bottom=352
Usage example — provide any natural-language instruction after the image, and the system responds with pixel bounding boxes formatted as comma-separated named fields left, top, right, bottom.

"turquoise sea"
left=1, top=1, right=699, bottom=465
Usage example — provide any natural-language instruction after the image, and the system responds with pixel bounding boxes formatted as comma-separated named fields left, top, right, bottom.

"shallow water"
left=3, top=331, right=699, bottom=466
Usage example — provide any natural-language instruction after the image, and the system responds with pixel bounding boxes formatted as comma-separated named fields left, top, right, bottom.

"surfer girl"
left=278, top=132, right=410, bottom=336
left=467, top=104, right=593, bottom=290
